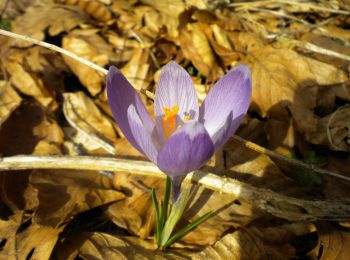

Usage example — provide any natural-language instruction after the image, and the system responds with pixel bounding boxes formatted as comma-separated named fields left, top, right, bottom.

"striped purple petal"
left=154, top=61, right=199, bottom=143
left=199, top=64, right=251, bottom=149
left=157, top=121, right=214, bottom=178
left=107, top=66, right=157, bottom=157
left=127, top=105, right=158, bottom=163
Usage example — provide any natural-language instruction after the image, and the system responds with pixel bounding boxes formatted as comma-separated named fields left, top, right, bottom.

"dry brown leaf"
left=306, top=105, right=350, bottom=151
left=179, top=22, right=223, bottom=81
left=140, top=0, right=187, bottom=40
left=308, top=222, right=350, bottom=259
left=53, top=232, right=191, bottom=259
left=30, top=170, right=125, bottom=226
left=120, top=48, right=153, bottom=93
left=61, top=0, right=113, bottom=23
left=5, top=51, right=53, bottom=106
left=192, top=229, right=269, bottom=260
left=62, top=29, right=114, bottom=95
left=0, top=81, right=21, bottom=127
left=0, top=211, right=63, bottom=260
left=106, top=30, right=140, bottom=64
left=12, top=5, right=89, bottom=47
left=205, top=24, right=242, bottom=66
left=63, top=91, right=117, bottom=154
left=247, top=46, right=348, bottom=132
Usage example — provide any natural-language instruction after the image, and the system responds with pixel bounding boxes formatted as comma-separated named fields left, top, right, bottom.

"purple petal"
left=107, top=66, right=157, bottom=153
left=157, top=121, right=214, bottom=178
left=199, top=64, right=251, bottom=149
left=154, top=61, right=199, bottom=143
left=127, top=105, right=158, bottom=163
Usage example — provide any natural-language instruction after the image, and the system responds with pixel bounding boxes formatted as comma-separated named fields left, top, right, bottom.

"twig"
left=0, top=155, right=349, bottom=221
left=289, top=39, right=350, bottom=62
left=232, top=135, right=350, bottom=182
left=0, top=29, right=108, bottom=75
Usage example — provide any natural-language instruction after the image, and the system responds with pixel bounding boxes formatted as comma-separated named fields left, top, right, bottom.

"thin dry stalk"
left=0, top=155, right=349, bottom=221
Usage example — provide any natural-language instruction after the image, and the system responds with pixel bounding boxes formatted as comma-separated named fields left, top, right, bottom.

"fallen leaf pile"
left=0, top=0, right=350, bottom=259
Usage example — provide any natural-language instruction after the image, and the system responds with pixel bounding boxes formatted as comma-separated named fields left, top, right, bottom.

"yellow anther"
left=162, top=106, right=179, bottom=139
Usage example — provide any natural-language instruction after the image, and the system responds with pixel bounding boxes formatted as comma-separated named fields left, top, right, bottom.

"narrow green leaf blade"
left=151, top=188, right=161, bottom=245
left=162, top=211, right=214, bottom=249
left=160, top=176, right=171, bottom=228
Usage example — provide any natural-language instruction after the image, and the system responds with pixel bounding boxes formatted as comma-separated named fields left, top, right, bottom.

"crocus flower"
left=107, top=61, right=251, bottom=202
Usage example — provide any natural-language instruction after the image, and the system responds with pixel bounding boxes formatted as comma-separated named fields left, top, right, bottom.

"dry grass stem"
left=0, top=155, right=349, bottom=221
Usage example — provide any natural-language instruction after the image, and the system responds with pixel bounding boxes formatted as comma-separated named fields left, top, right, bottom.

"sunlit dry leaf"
left=0, top=211, right=63, bottom=260
left=62, top=29, right=114, bottom=95
left=12, top=5, right=89, bottom=47
left=0, top=81, right=21, bottom=127
left=205, top=24, right=242, bottom=66
left=106, top=30, right=139, bottom=64
left=6, top=51, right=53, bottom=106
left=192, top=229, right=269, bottom=260
left=179, top=22, right=222, bottom=81
left=121, top=48, right=152, bottom=92
left=140, top=0, right=187, bottom=39
left=30, top=170, right=125, bottom=226
left=247, top=46, right=348, bottom=132
left=61, top=0, right=113, bottom=23
left=63, top=92, right=117, bottom=154
left=53, top=232, right=190, bottom=259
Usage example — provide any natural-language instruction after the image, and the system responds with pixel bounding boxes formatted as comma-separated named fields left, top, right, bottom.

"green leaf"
left=151, top=188, right=161, bottom=245
left=162, top=211, right=215, bottom=249
left=160, top=176, right=171, bottom=229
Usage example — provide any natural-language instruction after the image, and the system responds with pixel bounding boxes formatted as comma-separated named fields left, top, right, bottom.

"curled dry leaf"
left=0, top=81, right=21, bottom=127
left=306, top=105, right=350, bottom=152
left=63, top=91, right=117, bottom=154
left=12, top=5, right=89, bottom=47
left=308, top=222, right=350, bottom=259
left=0, top=211, right=63, bottom=260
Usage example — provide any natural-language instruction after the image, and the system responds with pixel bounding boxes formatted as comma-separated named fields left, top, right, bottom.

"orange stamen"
left=162, top=106, right=179, bottom=139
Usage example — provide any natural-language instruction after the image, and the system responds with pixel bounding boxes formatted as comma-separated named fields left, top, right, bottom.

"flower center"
left=162, top=106, right=179, bottom=139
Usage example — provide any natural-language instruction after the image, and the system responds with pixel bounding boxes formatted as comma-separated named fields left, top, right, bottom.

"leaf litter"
left=0, top=0, right=350, bottom=259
